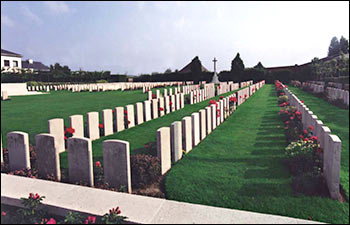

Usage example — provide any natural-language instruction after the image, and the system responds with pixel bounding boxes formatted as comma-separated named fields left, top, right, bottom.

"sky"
left=1, top=1, right=349, bottom=75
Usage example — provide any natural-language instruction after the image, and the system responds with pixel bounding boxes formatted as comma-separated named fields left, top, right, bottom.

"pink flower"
left=304, top=129, right=308, bottom=134
left=308, top=125, right=314, bottom=131
left=290, top=117, right=294, bottom=120
left=96, top=161, right=101, bottom=168
left=311, top=136, right=318, bottom=141
left=47, top=218, right=57, bottom=224
left=2, top=211, right=7, bottom=216
left=85, top=216, right=96, bottom=224
left=304, top=138, right=309, bottom=142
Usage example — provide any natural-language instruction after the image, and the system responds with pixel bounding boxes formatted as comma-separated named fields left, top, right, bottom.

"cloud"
left=1, top=15, right=15, bottom=27
left=44, top=1, right=70, bottom=14
left=21, top=6, right=42, bottom=24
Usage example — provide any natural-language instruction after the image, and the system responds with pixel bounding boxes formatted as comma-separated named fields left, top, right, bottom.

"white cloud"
left=44, top=1, right=70, bottom=14
left=1, top=15, right=15, bottom=27
left=21, top=6, right=42, bottom=24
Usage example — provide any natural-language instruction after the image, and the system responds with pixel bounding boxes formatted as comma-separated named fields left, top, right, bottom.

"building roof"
left=264, top=53, right=349, bottom=72
left=179, top=60, right=210, bottom=73
left=1, top=49, right=22, bottom=58
left=22, top=60, right=50, bottom=71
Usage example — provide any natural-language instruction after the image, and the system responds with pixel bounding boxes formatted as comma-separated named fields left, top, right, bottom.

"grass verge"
left=288, top=86, right=349, bottom=198
left=165, top=84, right=349, bottom=224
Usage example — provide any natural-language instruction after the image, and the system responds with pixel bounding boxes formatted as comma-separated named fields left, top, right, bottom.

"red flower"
left=85, top=216, right=96, bottom=224
left=301, top=100, right=304, bottom=103
left=99, top=124, right=104, bottom=128
left=66, top=127, right=75, bottom=134
left=303, top=129, right=308, bottom=134
left=124, top=110, right=127, bottom=114
left=144, top=144, right=148, bottom=148
left=299, top=135, right=304, bottom=139
left=159, top=107, right=164, bottom=111
left=311, top=136, right=318, bottom=141
left=128, top=121, right=131, bottom=124
left=64, top=136, right=67, bottom=140
left=169, top=101, right=173, bottom=106
left=244, top=94, right=247, bottom=98
left=295, top=111, right=302, bottom=116
left=304, top=138, right=309, bottom=142
left=96, top=161, right=101, bottom=168
left=220, top=96, right=224, bottom=99
left=308, top=125, right=314, bottom=131
left=47, top=218, right=57, bottom=224
left=218, top=86, right=221, bottom=89
left=109, top=207, right=121, bottom=215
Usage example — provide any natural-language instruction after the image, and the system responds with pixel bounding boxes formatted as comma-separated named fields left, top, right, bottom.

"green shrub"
left=130, top=154, right=161, bottom=189
left=97, top=80, right=108, bottom=83
left=278, top=95, right=289, bottom=104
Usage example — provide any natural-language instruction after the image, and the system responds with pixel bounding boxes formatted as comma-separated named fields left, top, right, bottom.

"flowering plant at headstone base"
left=229, top=96, right=237, bottom=113
left=124, top=110, right=131, bottom=128
left=64, top=126, right=75, bottom=147
left=278, top=95, right=289, bottom=105
left=1, top=192, right=127, bottom=224
left=99, top=123, right=104, bottom=136
left=1, top=145, right=39, bottom=179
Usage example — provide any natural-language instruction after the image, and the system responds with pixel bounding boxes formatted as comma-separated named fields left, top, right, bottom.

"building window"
left=4, top=60, right=10, bottom=67
left=13, top=60, right=18, bottom=67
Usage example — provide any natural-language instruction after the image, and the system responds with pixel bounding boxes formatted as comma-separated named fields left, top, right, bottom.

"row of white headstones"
left=1, top=80, right=264, bottom=194
left=282, top=82, right=342, bottom=200
left=302, top=81, right=349, bottom=106
left=27, top=81, right=193, bottom=93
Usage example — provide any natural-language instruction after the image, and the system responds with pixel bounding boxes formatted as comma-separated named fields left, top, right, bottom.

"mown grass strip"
left=288, top=86, right=349, bottom=198
left=1, top=89, right=148, bottom=146
left=59, top=88, right=243, bottom=168
left=165, top=84, right=349, bottom=224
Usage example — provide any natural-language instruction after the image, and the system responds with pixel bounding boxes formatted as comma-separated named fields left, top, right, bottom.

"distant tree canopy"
left=164, top=68, right=172, bottom=73
left=328, top=36, right=349, bottom=56
left=1, top=62, right=127, bottom=83
left=230, top=53, right=245, bottom=81
left=254, top=62, right=264, bottom=69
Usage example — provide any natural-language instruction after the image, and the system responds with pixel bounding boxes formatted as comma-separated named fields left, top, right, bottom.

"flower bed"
left=1, top=193, right=126, bottom=224
left=275, top=80, right=329, bottom=197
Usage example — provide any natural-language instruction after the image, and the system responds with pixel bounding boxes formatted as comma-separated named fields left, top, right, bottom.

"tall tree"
left=339, top=36, right=349, bottom=54
left=164, top=68, right=172, bottom=73
left=231, top=53, right=245, bottom=81
left=328, top=36, right=341, bottom=57
left=254, top=62, right=264, bottom=69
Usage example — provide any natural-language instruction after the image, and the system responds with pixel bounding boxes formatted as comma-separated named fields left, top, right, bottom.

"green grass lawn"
left=1, top=89, right=147, bottom=146
left=288, top=86, right=349, bottom=198
left=165, top=84, right=349, bottom=224
left=59, top=88, right=241, bottom=168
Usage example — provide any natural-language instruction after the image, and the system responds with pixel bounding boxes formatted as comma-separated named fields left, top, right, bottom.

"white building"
left=1, top=49, right=22, bottom=73
left=1, top=49, right=49, bottom=73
